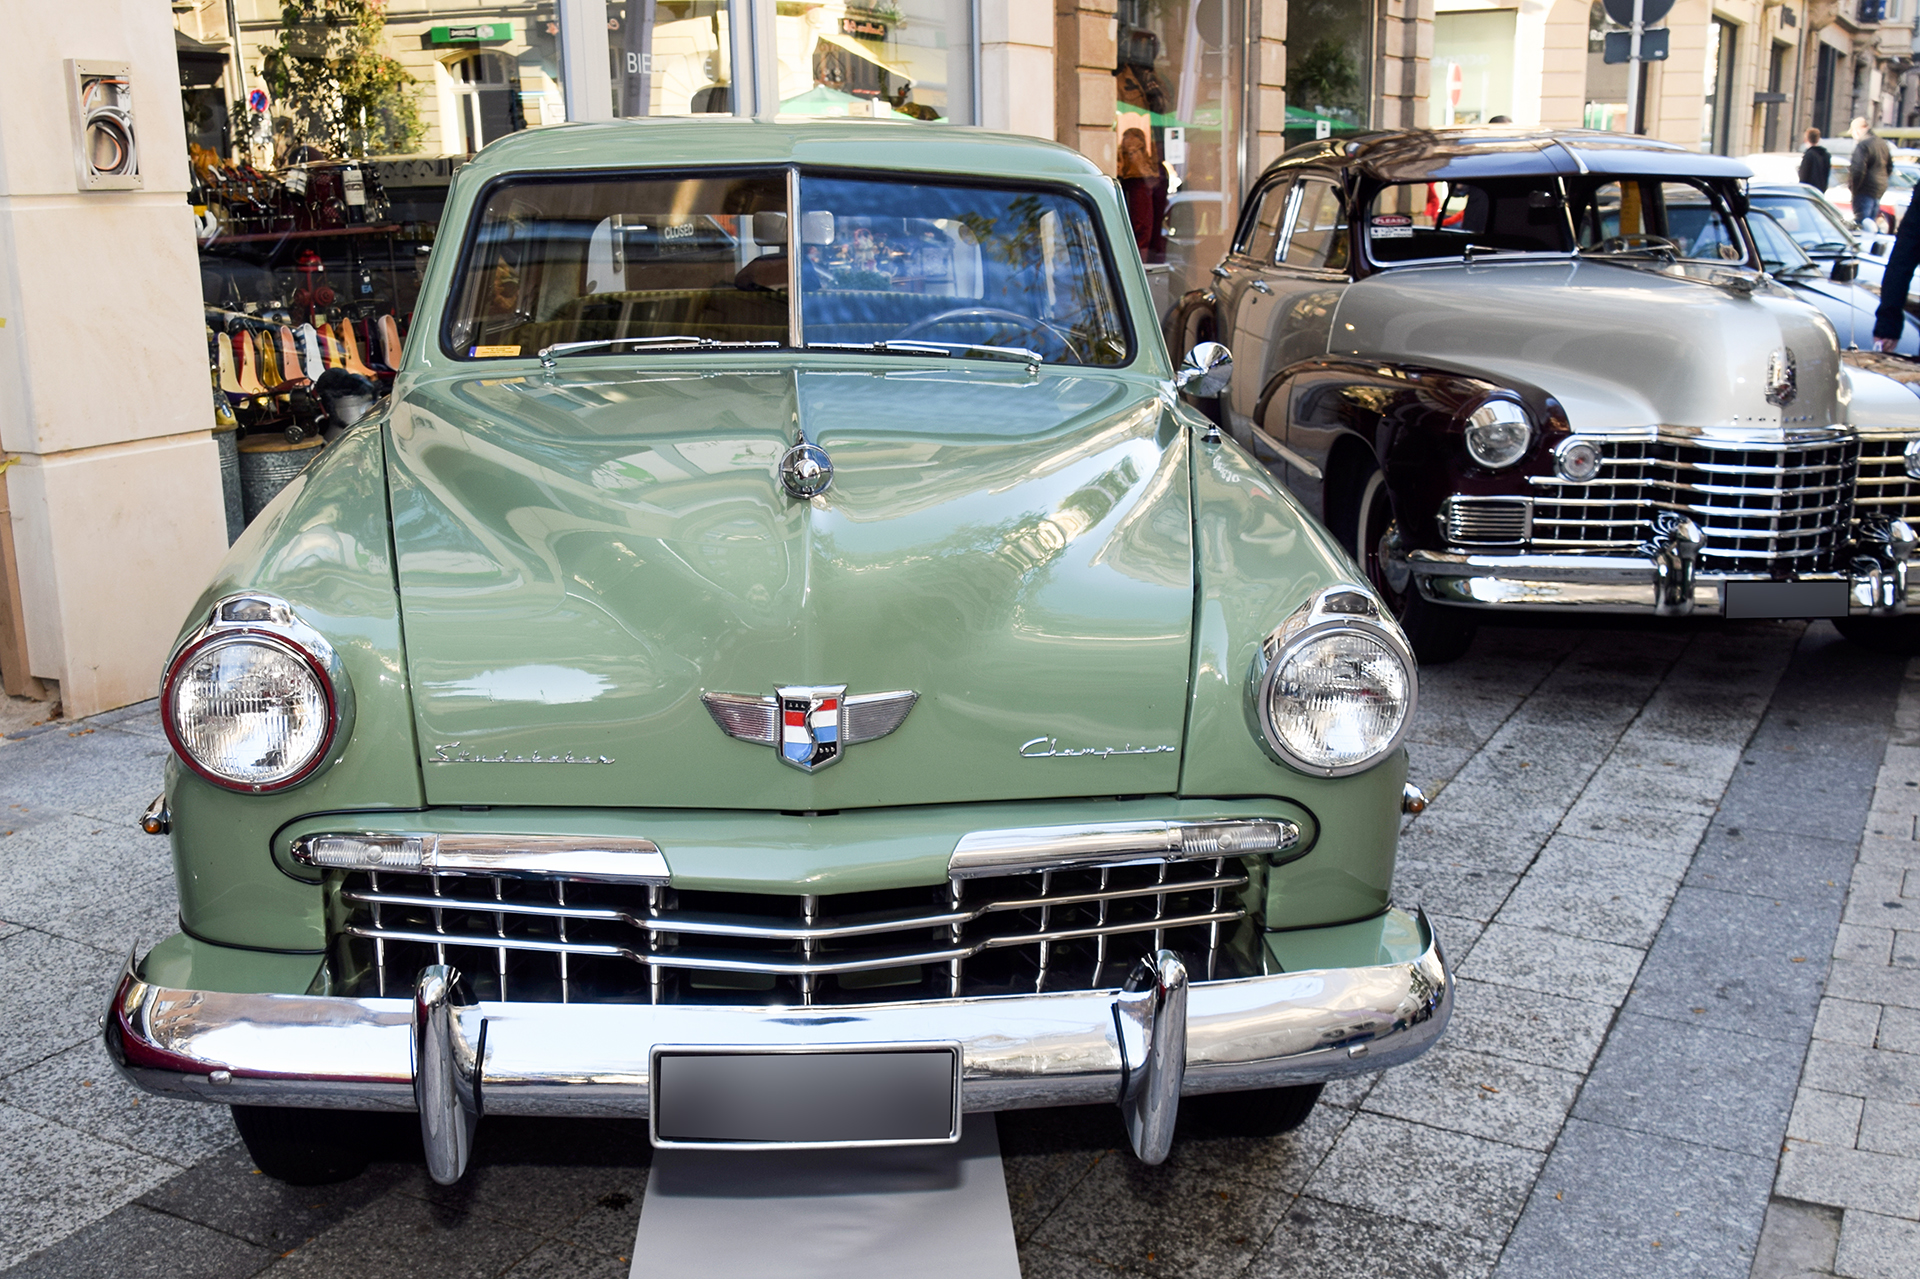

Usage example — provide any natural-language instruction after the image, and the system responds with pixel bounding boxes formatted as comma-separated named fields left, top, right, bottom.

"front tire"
left=231, top=1105, right=371, bottom=1185
left=1835, top=615, right=1920, bottom=654
left=1346, top=466, right=1476, bottom=664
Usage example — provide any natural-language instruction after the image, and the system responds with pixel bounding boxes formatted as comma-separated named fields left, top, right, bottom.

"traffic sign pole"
left=1626, top=0, right=1644, bottom=135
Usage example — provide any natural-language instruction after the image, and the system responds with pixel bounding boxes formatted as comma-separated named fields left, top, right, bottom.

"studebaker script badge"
left=1020, top=736, right=1177, bottom=759
left=431, top=742, right=614, bottom=765
left=701, top=686, right=918, bottom=772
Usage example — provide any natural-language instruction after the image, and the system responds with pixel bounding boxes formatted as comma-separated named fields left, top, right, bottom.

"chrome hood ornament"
left=779, top=418, right=833, bottom=499
left=1765, top=347, right=1797, bottom=407
left=702, top=686, right=917, bottom=772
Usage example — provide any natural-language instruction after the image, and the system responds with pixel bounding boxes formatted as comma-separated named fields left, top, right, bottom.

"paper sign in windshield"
left=1370, top=215, right=1414, bottom=239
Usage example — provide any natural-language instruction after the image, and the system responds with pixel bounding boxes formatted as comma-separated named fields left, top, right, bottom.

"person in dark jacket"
left=1799, top=128, right=1832, bottom=190
left=1851, top=117, right=1894, bottom=230
left=1873, top=202, right=1920, bottom=351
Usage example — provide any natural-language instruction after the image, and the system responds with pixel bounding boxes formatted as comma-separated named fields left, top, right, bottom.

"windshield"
left=442, top=170, right=1129, bottom=366
left=1747, top=192, right=1856, bottom=256
left=1364, top=175, right=1748, bottom=265
left=797, top=175, right=1128, bottom=365
left=1746, top=209, right=1819, bottom=274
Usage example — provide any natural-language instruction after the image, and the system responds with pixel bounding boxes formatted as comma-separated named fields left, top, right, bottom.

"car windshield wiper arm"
left=809, top=338, right=1045, bottom=368
left=536, top=336, right=782, bottom=368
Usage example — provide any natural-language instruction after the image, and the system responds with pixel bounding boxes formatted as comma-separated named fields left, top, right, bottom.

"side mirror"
left=1831, top=257, right=1860, bottom=283
left=1175, top=341, right=1233, bottom=398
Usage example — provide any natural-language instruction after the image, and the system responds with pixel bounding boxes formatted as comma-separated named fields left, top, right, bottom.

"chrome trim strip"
left=105, top=909, right=1451, bottom=1118
left=947, top=819, right=1298, bottom=878
left=293, top=834, right=670, bottom=885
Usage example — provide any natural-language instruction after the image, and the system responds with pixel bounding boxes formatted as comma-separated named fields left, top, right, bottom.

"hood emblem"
left=1765, top=347, right=1797, bottom=407
left=780, top=441, right=833, bottom=498
left=702, top=686, right=917, bottom=772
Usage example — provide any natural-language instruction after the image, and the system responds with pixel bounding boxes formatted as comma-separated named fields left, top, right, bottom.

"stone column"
left=0, top=2, right=229, bottom=716
left=1376, top=0, right=1435, bottom=131
left=979, top=0, right=1055, bottom=138
left=1251, top=0, right=1288, bottom=175
left=1055, top=0, right=1118, bottom=173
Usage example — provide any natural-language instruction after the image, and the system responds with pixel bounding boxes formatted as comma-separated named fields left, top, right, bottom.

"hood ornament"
left=1765, top=347, right=1797, bottom=407
left=702, top=686, right=917, bottom=772
left=780, top=418, right=833, bottom=499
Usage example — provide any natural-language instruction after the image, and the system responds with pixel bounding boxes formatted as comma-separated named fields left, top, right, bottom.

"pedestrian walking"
left=1872, top=203, right=1920, bottom=351
left=1799, top=127, right=1832, bottom=190
left=1850, top=117, right=1893, bottom=230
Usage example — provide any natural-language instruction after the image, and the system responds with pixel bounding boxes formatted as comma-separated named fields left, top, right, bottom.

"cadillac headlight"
left=161, top=595, right=352, bottom=792
left=1463, top=399, right=1532, bottom=469
left=1249, top=587, right=1416, bottom=777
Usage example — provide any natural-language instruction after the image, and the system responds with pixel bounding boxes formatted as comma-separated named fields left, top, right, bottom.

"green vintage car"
left=107, top=119, right=1449, bottom=1185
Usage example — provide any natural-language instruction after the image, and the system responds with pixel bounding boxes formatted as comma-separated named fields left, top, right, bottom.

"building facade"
left=2, top=0, right=1439, bottom=715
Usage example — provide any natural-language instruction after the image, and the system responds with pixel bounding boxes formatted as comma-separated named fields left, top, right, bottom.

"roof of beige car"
left=1270, top=128, right=1755, bottom=185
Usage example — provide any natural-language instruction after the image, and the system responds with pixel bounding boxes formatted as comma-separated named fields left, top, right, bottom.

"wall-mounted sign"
left=428, top=22, right=512, bottom=45
left=247, top=88, right=269, bottom=113
left=841, top=17, right=888, bottom=41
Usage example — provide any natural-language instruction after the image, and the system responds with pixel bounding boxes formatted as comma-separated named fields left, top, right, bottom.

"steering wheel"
left=893, top=306, right=1086, bottom=362
left=1596, top=233, right=1680, bottom=255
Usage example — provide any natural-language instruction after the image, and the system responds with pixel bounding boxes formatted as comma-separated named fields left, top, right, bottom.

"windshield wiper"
left=809, top=338, right=1044, bottom=369
left=1461, top=244, right=1553, bottom=263
left=535, top=336, right=782, bottom=368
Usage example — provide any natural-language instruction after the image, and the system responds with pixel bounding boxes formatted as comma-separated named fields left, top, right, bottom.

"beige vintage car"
left=1173, top=128, right=1920, bottom=661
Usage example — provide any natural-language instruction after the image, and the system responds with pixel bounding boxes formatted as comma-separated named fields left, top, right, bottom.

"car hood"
left=383, top=365, right=1194, bottom=810
left=1331, top=259, right=1844, bottom=435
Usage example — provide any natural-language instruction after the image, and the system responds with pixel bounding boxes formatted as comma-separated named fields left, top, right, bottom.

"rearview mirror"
left=751, top=212, right=787, bottom=246
left=801, top=211, right=835, bottom=246
left=1831, top=257, right=1859, bottom=283
left=1175, top=341, right=1233, bottom=398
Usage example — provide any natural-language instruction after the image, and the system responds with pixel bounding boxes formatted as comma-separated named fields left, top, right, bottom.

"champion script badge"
left=701, top=686, right=918, bottom=772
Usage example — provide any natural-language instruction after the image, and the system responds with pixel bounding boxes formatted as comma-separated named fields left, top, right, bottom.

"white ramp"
left=629, top=1119, right=1020, bottom=1279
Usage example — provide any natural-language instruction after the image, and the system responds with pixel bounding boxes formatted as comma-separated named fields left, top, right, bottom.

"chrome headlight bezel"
left=1246, top=585, right=1418, bottom=778
left=1462, top=397, right=1533, bottom=469
left=160, top=593, right=356, bottom=794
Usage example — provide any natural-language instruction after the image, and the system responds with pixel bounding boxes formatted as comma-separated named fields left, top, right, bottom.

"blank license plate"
left=1723, top=580, right=1850, bottom=620
left=651, top=1046, right=960, bottom=1149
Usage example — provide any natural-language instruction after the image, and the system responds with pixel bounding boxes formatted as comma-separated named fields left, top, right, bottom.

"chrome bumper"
left=106, top=909, right=1449, bottom=1176
left=1408, top=520, right=1917, bottom=617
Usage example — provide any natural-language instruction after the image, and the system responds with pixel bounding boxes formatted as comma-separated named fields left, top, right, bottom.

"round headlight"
left=163, top=626, right=342, bottom=792
left=1252, top=593, right=1416, bottom=777
left=1463, top=399, right=1532, bottom=469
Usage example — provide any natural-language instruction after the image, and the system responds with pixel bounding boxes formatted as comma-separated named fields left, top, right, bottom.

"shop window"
left=1703, top=18, right=1737, bottom=155
left=1432, top=7, right=1516, bottom=127
left=1112, top=0, right=1240, bottom=301
left=610, top=2, right=734, bottom=116
left=1284, top=0, right=1371, bottom=148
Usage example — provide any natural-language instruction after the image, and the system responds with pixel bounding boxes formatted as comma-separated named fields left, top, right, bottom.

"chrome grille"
left=1855, top=435, right=1920, bottom=526
left=1442, top=497, right=1532, bottom=545
left=1530, top=437, right=1859, bottom=572
left=326, top=856, right=1261, bottom=1005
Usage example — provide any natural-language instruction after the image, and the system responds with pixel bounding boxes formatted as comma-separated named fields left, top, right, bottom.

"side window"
left=1238, top=180, right=1292, bottom=262
left=1283, top=179, right=1349, bottom=271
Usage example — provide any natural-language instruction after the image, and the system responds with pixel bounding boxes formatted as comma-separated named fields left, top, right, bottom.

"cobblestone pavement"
left=0, top=618, right=1908, bottom=1278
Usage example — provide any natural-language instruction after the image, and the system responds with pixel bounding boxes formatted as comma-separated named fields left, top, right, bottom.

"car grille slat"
left=1856, top=435, right=1920, bottom=524
left=327, top=854, right=1261, bottom=1005
left=1442, top=497, right=1532, bottom=545
left=1528, top=436, right=1862, bottom=573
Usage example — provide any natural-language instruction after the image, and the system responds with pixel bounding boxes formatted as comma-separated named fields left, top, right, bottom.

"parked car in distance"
left=1741, top=150, right=1911, bottom=231
left=1173, top=128, right=1920, bottom=663
left=1747, top=182, right=1894, bottom=286
left=106, top=118, right=1451, bottom=1187
left=1742, top=209, right=1920, bottom=353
